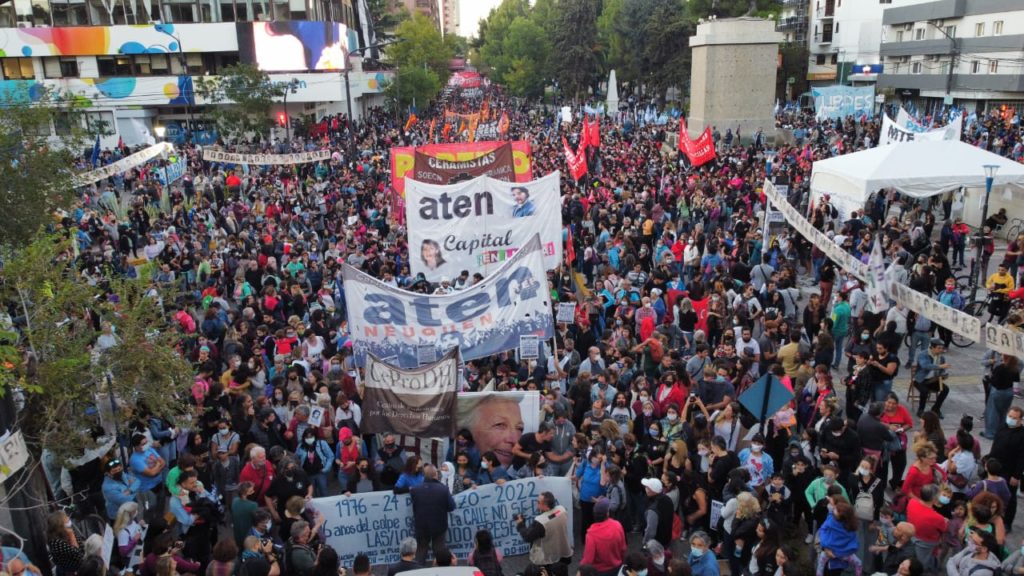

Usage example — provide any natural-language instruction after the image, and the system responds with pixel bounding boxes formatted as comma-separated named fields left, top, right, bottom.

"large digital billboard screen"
left=245, top=22, right=348, bottom=72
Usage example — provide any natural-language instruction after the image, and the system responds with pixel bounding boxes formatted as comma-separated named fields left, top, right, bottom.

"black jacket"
left=410, top=478, right=456, bottom=536
left=990, top=425, right=1024, bottom=481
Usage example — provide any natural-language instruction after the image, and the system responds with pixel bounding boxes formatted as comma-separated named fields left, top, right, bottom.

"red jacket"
left=906, top=498, right=948, bottom=543
left=654, top=383, right=688, bottom=418
left=581, top=519, right=627, bottom=572
left=238, top=460, right=276, bottom=502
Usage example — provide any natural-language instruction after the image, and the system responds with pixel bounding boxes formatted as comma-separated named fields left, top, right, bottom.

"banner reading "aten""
left=405, top=171, right=562, bottom=281
left=342, top=235, right=554, bottom=368
left=308, top=477, right=573, bottom=567
left=362, top=349, right=459, bottom=437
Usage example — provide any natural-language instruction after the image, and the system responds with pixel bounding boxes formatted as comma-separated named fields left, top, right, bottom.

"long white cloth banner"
left=765, top=181, right=1024, bottom=355
left=405, top=171, right=563, bottom=281
left=308, top=476, right=573, bottom=567
left=342, top=234, right=554, bottom=368
left=200, top=149, right=331, bottom=165
left=763, top=180, right=867, bottom=280
left=73, top=142, right=173, bottom=186
left=880, top=113, right=962, bottom=145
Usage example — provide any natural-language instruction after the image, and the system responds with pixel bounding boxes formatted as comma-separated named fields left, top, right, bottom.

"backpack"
left=854, top=478, right=880, bottom=520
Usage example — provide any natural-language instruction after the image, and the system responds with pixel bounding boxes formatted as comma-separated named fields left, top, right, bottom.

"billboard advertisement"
left=241, top=22, right=348, bottom=72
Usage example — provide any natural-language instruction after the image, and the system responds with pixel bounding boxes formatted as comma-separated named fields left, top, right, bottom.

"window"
left=975, top=22, right=984, bottom=36
left=945, top=25, right=956, bottom=38
left=85, top=111, right=114, bottom=135
left=43, top=56, right=78, bottom=78
left=880, top=0, right=892, bottom=4
left=53, top=111, right=74, bottom=135
left=96, top=56, right=133, bottom=76
left=149, top=53, right=169, bottom=74
left=830, top=53, right=838, bottom=64
left=914, top=27, right=925, bottom=40
left=911, top=62, right=922, bottom=74
left=993, top=21, right=1003, bottom=35
left=51, top=0, right=87, bottom=24
left=896, top=30, right=904, bottom=42
left=971, top=60, right=981, bottom=73
left=816, top=54, right=826, bottom=65
left=989, top=60, right=998, bottom=73
left=2, top=58, right=35, bottom=79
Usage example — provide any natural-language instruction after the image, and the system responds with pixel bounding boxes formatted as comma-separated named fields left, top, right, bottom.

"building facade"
left=832, top=0, right=885, bottom=85
left=388, top=0, right=437, bottom=27
left=807, top=0, right=837, bottom=84
left=877, top=0, right=1024, bottom=111
left=441, top=0, right=458, bottom=37
left=0, top=2, right=392, bottom=147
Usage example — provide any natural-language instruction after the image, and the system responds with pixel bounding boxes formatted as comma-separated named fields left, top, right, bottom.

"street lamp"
left=282, top=78, right=299, bottom=141
left=927, top=21, right=958, bottom=106
left=154, top=125, right=166, bottom=140
left=972, top=164, right=1000, bottom=302
left=343, top=38, right=406, bottom=128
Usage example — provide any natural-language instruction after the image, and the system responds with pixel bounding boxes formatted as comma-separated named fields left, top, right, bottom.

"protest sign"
left=362, top=349, right=460, bottom=437
left=880, top=113, right=962, bottom=145
left=519, top=335, right=539, bottom=359
left=391, top=141, right=533, bottom=195
left=557, top=302, right=576, bottom=324
left=309, top=476, right=573, bottom=567
left=405, top=172, right=562, bottom=281
left=73, top=142, right=173, bottom=186
left=343, top=235, right=554, bottom=368
left=156, top=157, right=187, bottom=185
left=412, top=142, right=515, bottom=185
left=812, top=85, right=875, bottom=120
left=200, top=149, right=330, bottom=165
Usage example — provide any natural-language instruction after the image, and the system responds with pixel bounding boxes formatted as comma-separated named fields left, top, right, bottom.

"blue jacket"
left=576, top=461, right=606, bottom=503
left=818, top=514, right=858, bottom=569
left=409, top=478, right=456, bottom=536
left=688, top=550, right=720, bottom=576
left=102, top=473, right=140, bottom=520
left=296, top=439, right=333, bottom=475
left=914, top=350, right=947, bottom=383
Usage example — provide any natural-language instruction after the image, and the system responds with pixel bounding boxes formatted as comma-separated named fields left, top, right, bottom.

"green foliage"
left=383, top=66, right=442, bottom=116
left=550, top=0, right=601, bottom=101
left=383, top=12, right=453, bottom=114
left=1, top=235, right=193, bottom=462
left=475, top=0, right=530, bottom=81
left=366, top=0, right=407, bottom=32
left=0, top=88, right=90, bottom=248
left=196, top=64, right=285, bottom=143
left=501, top=17, right=552, bottom=98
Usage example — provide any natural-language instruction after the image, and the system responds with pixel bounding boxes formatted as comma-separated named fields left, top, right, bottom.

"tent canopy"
left=810, top=140, right=1024, bottom=217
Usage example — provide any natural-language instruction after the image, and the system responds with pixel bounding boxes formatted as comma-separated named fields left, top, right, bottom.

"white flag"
left=866, top=238, right=889, bottom=313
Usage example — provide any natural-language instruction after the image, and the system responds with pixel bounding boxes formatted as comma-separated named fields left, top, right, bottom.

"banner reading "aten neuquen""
left=362, top=349, right=459, bottom=437
left=342, top=235, right=554, bottom=368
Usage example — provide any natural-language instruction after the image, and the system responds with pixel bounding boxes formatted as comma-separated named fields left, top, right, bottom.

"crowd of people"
left=8, top=86, right=1024, bottom=576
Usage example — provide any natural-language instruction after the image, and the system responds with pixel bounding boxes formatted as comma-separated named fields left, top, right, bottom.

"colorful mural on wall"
left=0, top=22, right=238, bottom=57
left=0, top=75, right=194, bottom=106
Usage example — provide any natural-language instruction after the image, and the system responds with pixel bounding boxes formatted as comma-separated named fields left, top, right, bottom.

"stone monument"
left=687, top=17, right=783, bottom=141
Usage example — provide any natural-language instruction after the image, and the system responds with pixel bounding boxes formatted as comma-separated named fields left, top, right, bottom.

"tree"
left=195, top=64, right=284, bottom=143
left=550, top=0, right=601, bottom=101
left=0, top=87, right=90, bottom=247
left=500, top=17, right=552, bottom=98
left=475, top=0, right=530, bottom=81
left=384, top=12, right=453, bottom=115
left=383, top=66, right=442, bottom=116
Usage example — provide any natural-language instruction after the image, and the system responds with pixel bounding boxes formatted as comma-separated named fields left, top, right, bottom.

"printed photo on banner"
left=361, top=349, right=460, bottom=438
left=556, top=302, right=576, bottom=324
left=200, top=148, right=331, bottom=165
left=343, top=235, right=554, bottom=368
left=457, top=391, right=540, bottom=469
left=308, top=476, right=572, bottom=567
left=405, top=172, right=563, bottom=281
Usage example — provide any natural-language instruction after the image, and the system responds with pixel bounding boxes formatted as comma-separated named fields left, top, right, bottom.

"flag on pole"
left=588, top=116, right=601, bottom=148
left=90, top=134, right=101, bottom=167
left=403, top=113, right=417, bottom=132
left=498, top=112, right=510, bottom=135
left=442, top=122, right=452, bottom=141
left=562, top=136, right=588, bottom=181
left=580, top=117, right=591, bottom=153
left=566, top=226, right=576, bottom=265
left=428, top=117, right=436, bottom=141
left=468, top=116, right=479, bottom=142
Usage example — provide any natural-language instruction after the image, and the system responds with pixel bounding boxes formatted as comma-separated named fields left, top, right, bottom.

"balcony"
left=814, top=32, right=833, bottom=44
left=777, top=16, right=807, bottom=31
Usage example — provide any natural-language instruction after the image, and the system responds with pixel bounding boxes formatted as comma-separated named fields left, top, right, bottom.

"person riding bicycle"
left=985, top=264, right=1015, bottom=322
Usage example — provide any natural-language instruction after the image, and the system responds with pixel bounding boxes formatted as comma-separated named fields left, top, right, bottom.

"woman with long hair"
left=469, top=529, right=503, bottom=576
left=749, top=517, right=784, bottom=575
left=816, top=499, right=860, bottom=576
left=206, top=538, right=238, bottom=576
left=881, top=392, right=915, bottom=491
left=155, top=554, right=178, bottom=576
left=114, top=501, right=144, bottom=562
left=47, top=509, right=83, bottom=576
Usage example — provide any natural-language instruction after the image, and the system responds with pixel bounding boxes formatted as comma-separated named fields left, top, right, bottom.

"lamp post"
left=972, top=164, right=1000, bottom=303
left=343, top=38, right=406, bottom=129
left=927, top=21, right=958, bottom=106
left=282, top=78, right=299, bottom=141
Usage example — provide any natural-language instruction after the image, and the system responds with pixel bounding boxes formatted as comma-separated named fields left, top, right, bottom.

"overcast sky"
left=459, top=0, right=501, bottom=38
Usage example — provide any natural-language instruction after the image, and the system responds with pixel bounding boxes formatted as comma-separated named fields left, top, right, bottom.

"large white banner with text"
left=880, top=113, right=962, bottom=145
left=405, top=172, right=563, bottom=281
left=342, top=235, right=554, bottom=368
left=308, top=477, right=573, bottom=567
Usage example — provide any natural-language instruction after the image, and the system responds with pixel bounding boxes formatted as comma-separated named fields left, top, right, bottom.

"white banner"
left=308, top=477, right=573, bottom=567
left=983, top=323, right=1024, bottom=357
left=866, top=239, right=889, bottom=313
left=880, top=113, right=962, bottom=145
left=342, top=235, right=554, bottom=368
left=887, top=282, right=983, bottom=344
left=405, top=172, right=563, bottom=281
left=200, top=149, right=330, bottom=165
left=895, top=108, right=931, bottom=133
left=73, top=142, right=173, bottom=186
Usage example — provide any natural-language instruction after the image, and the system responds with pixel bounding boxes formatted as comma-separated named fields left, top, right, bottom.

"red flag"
left=428, top=117, right=436, bottom=141
left=692, top=297, right=709, bottom=335
left=498, top=112, right=510, bottom=135
left=579, top=117, right=590, bottom=152
left=442, top=122, right=452, bottom=141
left=678, top=119, right=716, bottom=167
left=566, top=226, right=575, bottom=265
left=403, top=113, right=417, bottom=132
left=588, top=117, right=601, bottom=148
left=563, top=136, right=588, bottom=181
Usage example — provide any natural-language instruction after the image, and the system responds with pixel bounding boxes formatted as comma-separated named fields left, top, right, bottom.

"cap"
left=641, top=478, right=664, bottom=494
left=200, top=346, right=211, bottom=352
left=106, top=459, right=122, bottom=471
left=593, top=497, right=611, bottom=518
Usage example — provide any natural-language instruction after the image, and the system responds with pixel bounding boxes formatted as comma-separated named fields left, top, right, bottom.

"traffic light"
left=278, top=112, right=287, bottom=126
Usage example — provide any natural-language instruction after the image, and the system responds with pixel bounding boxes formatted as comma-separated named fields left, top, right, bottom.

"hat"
left=651, top=288, right=663, bottom=297
left=593, top=497, right=611, bottom=518
left=200, top=346, right=211, bottom=352
left=641, top=478, right=664, bottom=494
left=106, top=459, right=122, bottom=471
left=338, top=427, right=353, bottom=441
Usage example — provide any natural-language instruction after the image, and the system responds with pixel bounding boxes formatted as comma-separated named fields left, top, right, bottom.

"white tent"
left=809, top=140, right=1024, bottom=219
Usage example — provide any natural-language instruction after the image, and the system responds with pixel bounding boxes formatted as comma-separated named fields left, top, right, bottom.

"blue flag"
left=90, top=134, right=100, bottom=167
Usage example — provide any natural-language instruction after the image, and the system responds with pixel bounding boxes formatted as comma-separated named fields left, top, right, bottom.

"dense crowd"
left=9, top=91, right=1024, bottom=576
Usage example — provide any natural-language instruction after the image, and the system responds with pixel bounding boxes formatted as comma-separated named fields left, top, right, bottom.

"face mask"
left=790, top=450, right=801, bottom=459
left=219, top=428, right=230, bottom=436
left=751, top=443, right=763, bottom=452
left=861, top=334, right=870, bottom=340
left=667, top=413, right=678, bottom=422
left=64, top=519, right=72, bottom=528
left=265, top=520, right=272, bottom=531
left=824, top=477, right=835, bottom=485
left=827, top=503, right=835, bottom=515
left=698, top=448, right=709, bottom=456
left=690, top=549, right=705, bottom=559
left=481, top=461, right=489, bottom=470
left=640, top=395, right=650, bottom=403
left=643, top=410, right=653, bottom=417
left=1007, top=416, right=1019, bottom=428
left=939, top=495, right=951, bottom=505
left=858, top=467, right=870, bottom=476
left=649, top=428, right=659, bottom=436
left=304, top=437, right=315, bottom=446
left=636, top=570, right=648, bottom=576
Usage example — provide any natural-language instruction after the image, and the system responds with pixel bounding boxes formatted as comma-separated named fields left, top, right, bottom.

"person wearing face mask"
left=265, top=455, right=312, bottom=523
left=687, top=530, right=720, bottom=576
left=988, top=405, right=1024, bottom=527
left=818, top=418, right=860, bottom=487
left=102, top=458, right=141, bottom=521
left=128, top=433, right=166, bottom=499
left=547, top=408, right=577, bottom=477
left=581, top=498, right=627, bottom=576
left=738, top=433, right=774, bottom=490
left=295, top=427, right=332, bottom=497
left=660, top=404, right=684, bottom=442
left=905, top=484, right=948, bottom=572
left=850, top=456, right=884, bottom=560
left=46, top=510, right=83, bottom=576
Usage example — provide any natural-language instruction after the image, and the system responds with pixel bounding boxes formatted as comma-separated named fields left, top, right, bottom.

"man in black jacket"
left=988, top=405, right=1024, bottom=526
left=409, top=465, right=456, bottom=564
left=641, top=478, right=674, bottom=549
